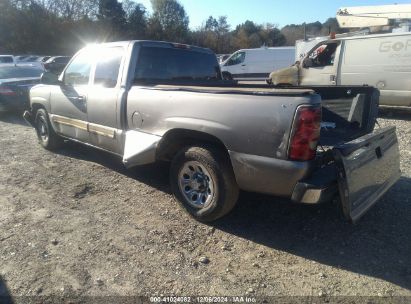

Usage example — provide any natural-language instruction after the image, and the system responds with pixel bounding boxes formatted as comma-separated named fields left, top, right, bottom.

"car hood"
left=269, top=65, right=299, bottom=86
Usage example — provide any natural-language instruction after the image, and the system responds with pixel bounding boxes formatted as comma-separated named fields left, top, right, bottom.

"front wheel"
left=170, top=145, right=239, bottom=222
left=35, top=109, right=62, bottom=150
left=222, top=71, right=233, bottom=81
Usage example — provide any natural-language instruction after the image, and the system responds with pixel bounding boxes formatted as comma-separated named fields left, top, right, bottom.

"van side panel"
left=339, top=34, right=411, bottom=107
left=246, top=49, right=295, bottom=76
left=222, top=48, right=295, bottom=80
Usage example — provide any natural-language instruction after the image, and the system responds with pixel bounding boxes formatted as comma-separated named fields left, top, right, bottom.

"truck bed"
left=141, top=83, right=379, bottom=147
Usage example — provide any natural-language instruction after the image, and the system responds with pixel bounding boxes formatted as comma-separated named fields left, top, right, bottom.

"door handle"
left=241, top=64, right=246, bottom=67
left=71, top=96, right=86, bottom=102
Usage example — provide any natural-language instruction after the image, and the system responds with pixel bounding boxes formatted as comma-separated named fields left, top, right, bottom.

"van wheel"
left=170, top=145, right=239, bottom=222
left=35, top=109, right=62, bottom=150
left=222, top=72, right=233, bottom=81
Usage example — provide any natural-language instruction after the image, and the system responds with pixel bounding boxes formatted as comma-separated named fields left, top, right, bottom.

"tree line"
left=0, top=0, right=347, bottom=55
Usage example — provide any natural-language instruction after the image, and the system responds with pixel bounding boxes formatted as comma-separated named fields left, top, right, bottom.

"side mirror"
left=303, top=57, right=314, bottom=68
left=40, top=71, right=60, bottom=85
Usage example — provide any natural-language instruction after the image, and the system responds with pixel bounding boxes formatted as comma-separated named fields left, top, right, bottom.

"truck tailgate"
left=332, top=126, right=401, bottom=222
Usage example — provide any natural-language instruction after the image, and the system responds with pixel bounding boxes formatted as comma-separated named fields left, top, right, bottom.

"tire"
left=222, top=71, right=233, bottom=81
left=35, top=108, right=62, bottom=150
left=170, top=145, right=239, bottom=222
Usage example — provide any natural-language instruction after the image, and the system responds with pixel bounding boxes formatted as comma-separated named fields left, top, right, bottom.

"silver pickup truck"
left=23, top=40, right=401, bottom=222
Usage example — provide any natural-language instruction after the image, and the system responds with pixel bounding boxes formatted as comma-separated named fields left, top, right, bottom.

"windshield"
left=0, top=66, right=43, bottom=79
left=0, top=56, right=14, bottom=63
left=134, top=46, right=221, bottom=83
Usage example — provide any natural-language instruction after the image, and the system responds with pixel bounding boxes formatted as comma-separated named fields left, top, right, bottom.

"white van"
left=220, top=47, right=295, bottom=80
left=0, top=55, right=16, bottom=66
left=269, top=32, right=411, bottom=107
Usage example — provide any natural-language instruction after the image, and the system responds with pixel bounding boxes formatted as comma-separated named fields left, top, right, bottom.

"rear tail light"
left=0, top=85, right=16, bottom=96
left=289, top=105, right=321, bottom=161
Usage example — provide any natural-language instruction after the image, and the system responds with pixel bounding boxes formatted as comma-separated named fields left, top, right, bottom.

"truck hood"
left=269, top=65, right=299, bottom=86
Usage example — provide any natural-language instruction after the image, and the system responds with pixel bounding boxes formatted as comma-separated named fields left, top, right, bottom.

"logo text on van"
left=380, top=40, right=411, bottom=52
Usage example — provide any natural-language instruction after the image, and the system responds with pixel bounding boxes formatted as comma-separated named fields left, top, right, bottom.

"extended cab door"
left=49, top=50, right=93, bottom=143
left=86, top=46, right=126, bottom=155
left=300, top=41, right=341, bottom=86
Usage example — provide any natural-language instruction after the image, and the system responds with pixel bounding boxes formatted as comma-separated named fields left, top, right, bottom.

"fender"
left=122, top=130, right=162, bottom=168
left=30, top=84, right=52, bottom=113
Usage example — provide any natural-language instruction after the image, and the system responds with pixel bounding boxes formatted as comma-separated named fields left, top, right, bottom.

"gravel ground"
left=0, top=110, right=410, bottom=301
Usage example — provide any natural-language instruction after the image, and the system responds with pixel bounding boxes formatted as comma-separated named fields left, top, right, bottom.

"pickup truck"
left=23, top=40, right=401, bottom=222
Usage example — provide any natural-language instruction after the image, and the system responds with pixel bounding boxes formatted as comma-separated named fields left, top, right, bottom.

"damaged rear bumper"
left=291, top=164, right=338, bottom=204
left=293, top=126, right=401, bottom=222
left=231, top=126, right=400, bottom=222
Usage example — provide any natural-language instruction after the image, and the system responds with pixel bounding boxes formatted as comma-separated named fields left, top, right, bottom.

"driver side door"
left=300, top=42, right=341, bottom=85
left=49, top=50, right=94, bottom=143
left=222, top=51, right=246, bottom=79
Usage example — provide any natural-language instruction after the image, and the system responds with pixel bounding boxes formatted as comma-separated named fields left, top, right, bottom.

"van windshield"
left=134, top=46, right=221, bottom=83
left=0, top=56, right=14, bottom=63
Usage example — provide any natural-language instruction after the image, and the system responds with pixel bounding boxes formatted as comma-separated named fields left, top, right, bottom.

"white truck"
left=220, top=47, right=295, bottom=80
left=269, top=4, right=411, bottom=107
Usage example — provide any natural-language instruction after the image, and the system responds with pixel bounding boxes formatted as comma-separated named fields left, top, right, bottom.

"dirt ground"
left=0, top=110, right=410, bottom=301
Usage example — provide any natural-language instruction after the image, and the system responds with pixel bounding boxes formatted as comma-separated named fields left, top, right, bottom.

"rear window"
left=0, top=67, right=43, bottom=79
left=134, top=46, right=221, bottom=83
left=0, top=56, right=14, bottom=63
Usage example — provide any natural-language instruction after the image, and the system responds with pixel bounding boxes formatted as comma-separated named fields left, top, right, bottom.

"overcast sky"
left=133, top=0, right=411, bottom=29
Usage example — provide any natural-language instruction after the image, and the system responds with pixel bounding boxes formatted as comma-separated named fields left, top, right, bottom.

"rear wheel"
left=170, top=145, right=239, bottom=222
left=35, top=108, right=62, bottom=150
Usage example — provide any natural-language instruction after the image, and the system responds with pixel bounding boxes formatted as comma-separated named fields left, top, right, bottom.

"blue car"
left=0, top=66, right=43, bottom=113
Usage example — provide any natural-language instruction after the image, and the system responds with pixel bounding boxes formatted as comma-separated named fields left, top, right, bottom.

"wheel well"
left=222, top=71, right=233, bottom=80
left=156, top=129, right=230, bottom=162
left=31, top=103, right=46, bottom=115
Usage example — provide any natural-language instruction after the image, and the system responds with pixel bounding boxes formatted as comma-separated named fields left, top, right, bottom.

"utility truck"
left=269, top=4, right=411, bottom=107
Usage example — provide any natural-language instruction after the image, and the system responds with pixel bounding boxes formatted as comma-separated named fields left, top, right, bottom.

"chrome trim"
left=51, top=114, right=88, bottom=131
left=88, top=123, right=116, bottom=139
left=50, top=114, right=117, bottom=139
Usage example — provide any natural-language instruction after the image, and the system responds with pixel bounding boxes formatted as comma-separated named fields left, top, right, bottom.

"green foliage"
left=97, top=0, right=127, bottom=41
left=0, top=0, right=346, bottom=55
left=149, top=0, right=189, bottom=42
left=127, top=3, right=147, bottom=39
left=281, top=18, right=348, bottom=45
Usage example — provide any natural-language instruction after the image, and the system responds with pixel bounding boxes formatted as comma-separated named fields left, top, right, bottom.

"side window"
left=225, top=52, right=246, bottom=66
left=64, top=51, right=93, bottom=86
left=308, top=43, right=339, bottom=67
left=55, top=57, right=68, bottom=63
left=94, top=47, right=123, bottom=88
